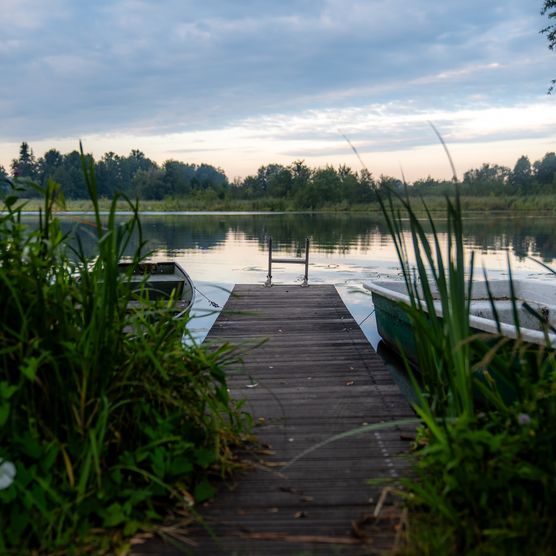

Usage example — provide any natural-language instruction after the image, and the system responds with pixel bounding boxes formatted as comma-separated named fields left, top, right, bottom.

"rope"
left=194, top=286, right=220, bottom=308
left=357, top=308, right=375, bottom=327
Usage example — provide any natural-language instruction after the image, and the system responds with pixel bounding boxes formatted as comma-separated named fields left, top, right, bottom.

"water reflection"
left=33, top=212, right=556, bottom=261
left=21, top=211, right=556, bottom=346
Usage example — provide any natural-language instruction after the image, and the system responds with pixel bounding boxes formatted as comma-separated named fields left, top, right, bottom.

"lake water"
left=41, top=211, right=556, bottom=351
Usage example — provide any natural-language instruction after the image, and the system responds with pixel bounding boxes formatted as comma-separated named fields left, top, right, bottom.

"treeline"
left=3, top=142, right=556, bottom=208
left=3, top=143, right=228, bottom=201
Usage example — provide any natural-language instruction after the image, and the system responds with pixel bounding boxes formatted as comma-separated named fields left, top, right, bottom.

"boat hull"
left=366, top=279, right=556, bottom=363
left=373, top=291, right=419, bottom=362
left=118, top=261, right=195, bottom=317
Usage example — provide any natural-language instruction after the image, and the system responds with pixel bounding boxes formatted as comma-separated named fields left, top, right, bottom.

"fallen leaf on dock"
left=294, top=511, right=308, bottom=519
left=345, top=380, right=354, bottom=386
left=279, top=486, right=302, bottom=495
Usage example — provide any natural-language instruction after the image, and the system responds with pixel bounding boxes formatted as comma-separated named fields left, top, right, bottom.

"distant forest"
left=2, top=142, right=556, bottom=209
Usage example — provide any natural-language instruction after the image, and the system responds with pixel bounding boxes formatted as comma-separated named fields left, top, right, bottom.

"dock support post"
left=301, top=237, right=309, bottom=287
left=264, top=236, right=272, bottom=287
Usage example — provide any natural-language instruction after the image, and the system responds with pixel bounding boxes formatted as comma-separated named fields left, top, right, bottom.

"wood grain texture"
left=134, top=285, right=415, bottom=555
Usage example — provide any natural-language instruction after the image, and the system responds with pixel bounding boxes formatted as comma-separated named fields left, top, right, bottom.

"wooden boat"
left=118, top=261, right=195, bottom=317
left=365, top=279, right=556, bottom=361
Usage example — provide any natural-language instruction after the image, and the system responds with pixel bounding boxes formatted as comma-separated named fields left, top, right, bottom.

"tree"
left=53, top=151, right=91, bottom=198
left=534, top=152, right=556, bottom=185
left=163, top=160, right=196, bottom=196
left=509, top=155, right=533, bottom=190
left=266, top=166, right=292, bottom=198
left=11, top=142, right=37, bottom=179
left=0, top=165, right=7, bottom=179
left=255, top=164, right=286, bottom=196
left=96, top=152, right=126, bottom=197
left=296, top=166, right=341, bottom=208
left=377, top=175, right=404, bottom=193
left=463, top=163, right=510, bottom=194
left=289, top=160, right=311, bottom=197
left=133, top=169, right=169, bottom=200
left=542, top=1, right=556, bottom=91
left=37, top=149, right=63, bottom=185
left=194, top=164, right=229, bottom=192
left=241, top=175, right=263, bottom=199
left=123, top=150, right=157, bottom=189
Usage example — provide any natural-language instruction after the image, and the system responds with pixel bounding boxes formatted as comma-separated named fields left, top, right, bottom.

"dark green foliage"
left=10, top=141, right=37, bottom=180
left=542, top=0, right=556, bottom=92
left=534, top=152, right=556, bottom=185
left=509, top=155, right=534, bottom=191
left=379, top=188, right=556, bottom=553
left=542, top=0, right=556, bottom=49
left=8, top=141, right=556, bottom=207
left=463, top=163, right=510, bottom=195
left=0, top=153, right=251, bottom=553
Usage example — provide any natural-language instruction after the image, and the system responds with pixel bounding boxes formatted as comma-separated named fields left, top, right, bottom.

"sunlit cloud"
left=2, top=97, right=554, bottom=182
left=0, top=0, right=554, bottom=180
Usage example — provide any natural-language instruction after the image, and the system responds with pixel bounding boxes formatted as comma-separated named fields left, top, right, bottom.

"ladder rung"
left=271, top=258, right=306, bottom=264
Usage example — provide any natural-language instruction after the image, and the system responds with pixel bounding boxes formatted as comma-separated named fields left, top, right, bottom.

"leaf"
left=123, top=520, right=141, bottom=536
left=150, top=448, right=165, bottom=478
left=110, top=468, right=122, bottom=486
left=4, top=195, right=18, bottom=208
left=18, top=434, right=42, bottom=460
left=194, top=448, right=216, bottom=468
left=103, top=503, right=127, bottom=527
left=20, top=358, right=39, bottom=381
left=194, top=479, right=216, bottom=503
left=0, top=381, right=18, bottom=400
left=168, top=457, right=193, bottom=477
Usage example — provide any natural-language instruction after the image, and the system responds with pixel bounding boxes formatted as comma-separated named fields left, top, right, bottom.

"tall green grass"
left=378, top=188, right=556, bottom=554
left=0, top=149, right=251, bottom=553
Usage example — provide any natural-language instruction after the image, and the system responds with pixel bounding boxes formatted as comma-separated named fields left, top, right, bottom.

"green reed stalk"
left=0, top=153, right=251, bottom=553
left=377, top=187, right=556, bottom=553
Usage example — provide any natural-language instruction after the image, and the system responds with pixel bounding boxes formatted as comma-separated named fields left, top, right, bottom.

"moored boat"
left=118, top=261, right=195, bottom=317
left=365, top=279, right=556, bottom=361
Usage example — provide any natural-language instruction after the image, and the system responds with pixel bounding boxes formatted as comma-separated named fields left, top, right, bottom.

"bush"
left=0, top=154, right=251, bottom=553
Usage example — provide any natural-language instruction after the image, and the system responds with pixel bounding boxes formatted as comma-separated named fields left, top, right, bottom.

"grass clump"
left=379, top=190, right=556, bottom=554
left=0, top=150, right=251, bottom=554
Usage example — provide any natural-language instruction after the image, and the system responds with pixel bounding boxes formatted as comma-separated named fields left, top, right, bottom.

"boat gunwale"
left=118, top=261, right=195, bottom=316
left=364, top=280, right=556, bottom=347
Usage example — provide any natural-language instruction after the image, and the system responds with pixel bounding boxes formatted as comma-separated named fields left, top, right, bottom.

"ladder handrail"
left=264, top=236, right=310, bottom=287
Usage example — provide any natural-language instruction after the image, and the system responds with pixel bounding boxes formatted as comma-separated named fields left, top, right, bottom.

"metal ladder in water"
left=264, top=236, right=310, bottom=287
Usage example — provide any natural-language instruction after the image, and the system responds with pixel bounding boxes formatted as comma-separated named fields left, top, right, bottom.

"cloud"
left=0, top=0, right=554, bottom=177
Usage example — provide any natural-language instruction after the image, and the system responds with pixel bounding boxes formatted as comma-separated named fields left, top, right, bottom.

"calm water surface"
left=43, top=211, right=556, bottom=349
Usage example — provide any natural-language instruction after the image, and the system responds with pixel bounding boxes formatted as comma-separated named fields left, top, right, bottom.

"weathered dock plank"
left=135, top=284, right=415, bottom=555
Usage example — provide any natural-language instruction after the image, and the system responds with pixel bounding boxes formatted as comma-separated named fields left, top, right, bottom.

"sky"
left=0, top=0, right=555, bottom=181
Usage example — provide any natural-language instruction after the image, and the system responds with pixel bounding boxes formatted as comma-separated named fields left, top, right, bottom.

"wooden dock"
left=136, top=284, right=415, bottom=555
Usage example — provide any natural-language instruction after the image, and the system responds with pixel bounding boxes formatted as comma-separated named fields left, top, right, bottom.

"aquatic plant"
left=0, top=148, right=251, bottom=553
left=378, top=187, right=556, bottom=554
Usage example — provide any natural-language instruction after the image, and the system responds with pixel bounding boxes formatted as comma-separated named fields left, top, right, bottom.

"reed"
left=378, top=187, right=556, bottom=554
left=0, top=148, right=251, bottom=553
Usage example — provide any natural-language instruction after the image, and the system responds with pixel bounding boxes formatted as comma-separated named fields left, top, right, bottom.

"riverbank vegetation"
left=4, top=142, right=556, bottom=211
left=380, top=190, right=556, bottom=554
left=12, top=192, right=556, bottom=214
left=0, top=155, right=251, bottom=553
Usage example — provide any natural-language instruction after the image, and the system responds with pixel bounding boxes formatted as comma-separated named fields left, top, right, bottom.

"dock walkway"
left=138, top=284, right=415, bottom=555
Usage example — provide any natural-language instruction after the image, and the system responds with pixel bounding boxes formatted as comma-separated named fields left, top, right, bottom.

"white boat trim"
left=364, top=279, right=556, bottom=347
